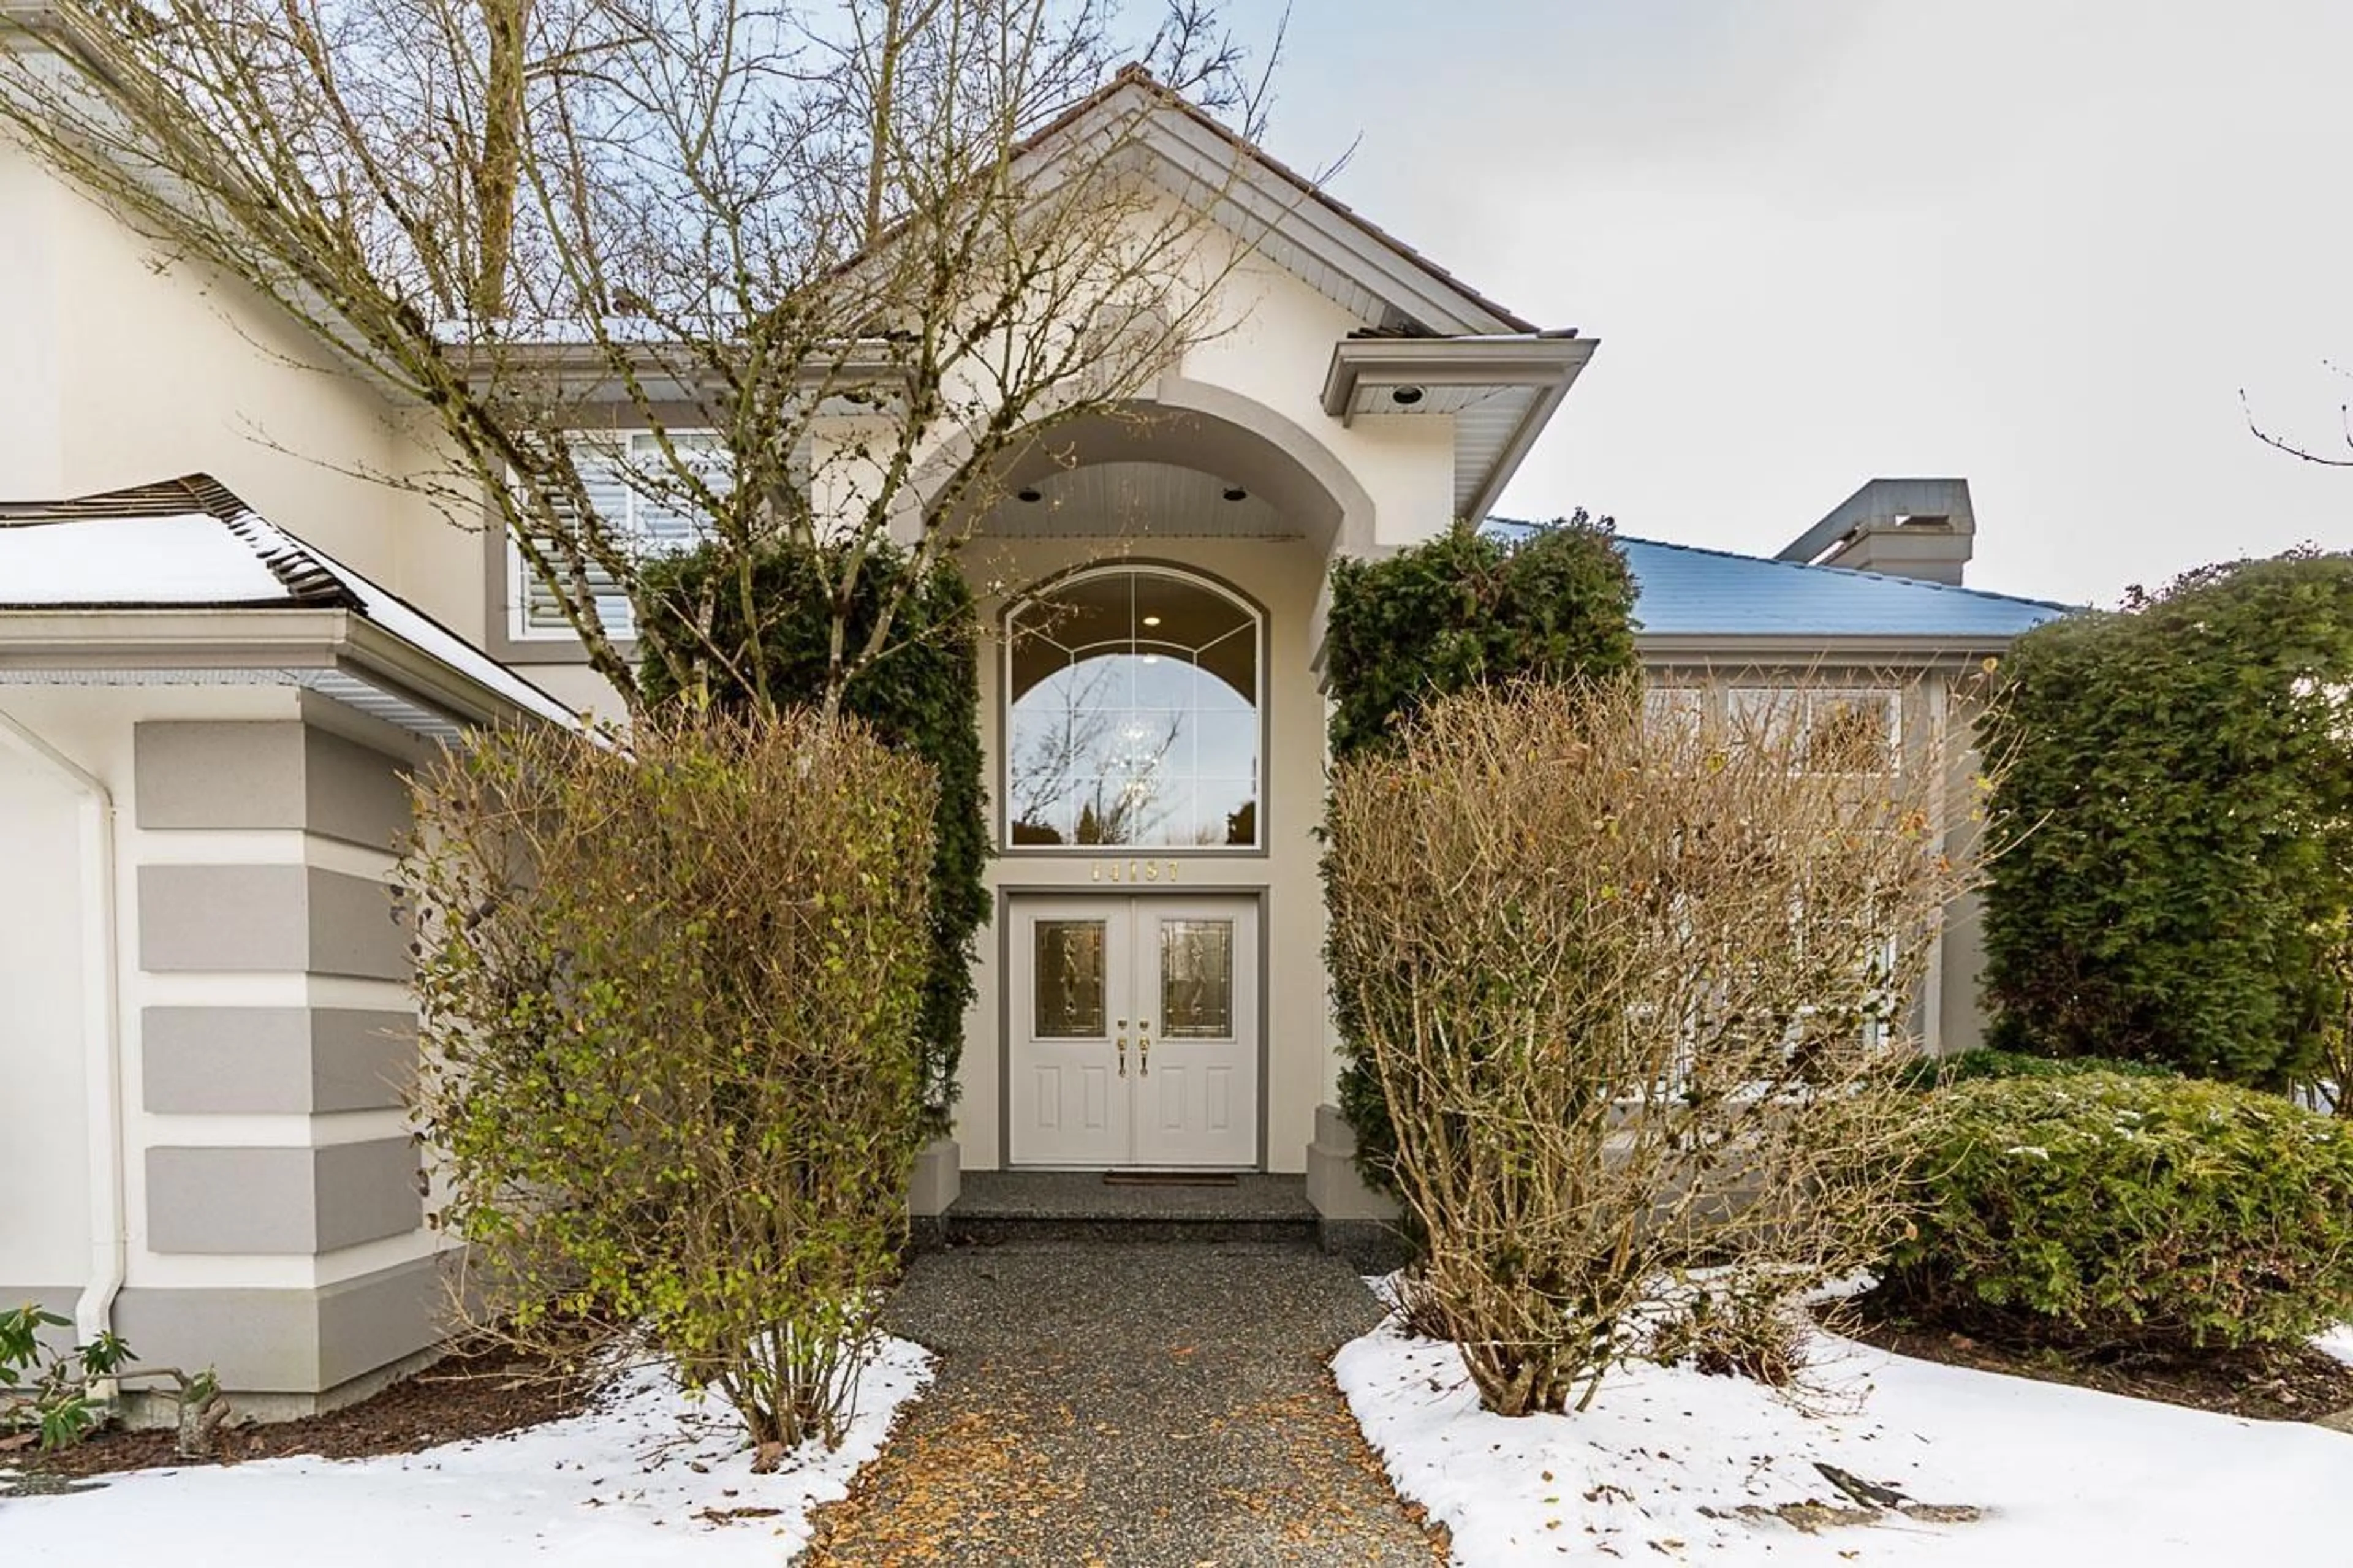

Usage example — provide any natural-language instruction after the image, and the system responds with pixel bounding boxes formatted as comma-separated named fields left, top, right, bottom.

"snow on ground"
left=0, top=1338, right=932, bottom=1567
left=1336, top=1312, right=2353, bottom=1567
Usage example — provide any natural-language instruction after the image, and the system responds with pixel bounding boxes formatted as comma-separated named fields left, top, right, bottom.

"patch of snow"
left=0, top=515, right=291, bottom=605
left=1335, top=1312, right=2353, bottom=1566
left=0, top=1338, right=931, bottom=1567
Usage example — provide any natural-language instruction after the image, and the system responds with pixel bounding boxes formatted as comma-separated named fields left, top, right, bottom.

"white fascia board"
left=1320, top=336, right=1596, bottom=524
left=339, top=615, right=578, bottom=732
left=1319, top=337, right=1594, bottom=417
left=0, top=608, right=353, bottom=668
left=1634, top=633, right=2015, bottom=667
left=0, top=608, right=572, bottom=733
left=451, top=338, right=910, bottom=406
left=1463, top=350, right=1593, bottom=525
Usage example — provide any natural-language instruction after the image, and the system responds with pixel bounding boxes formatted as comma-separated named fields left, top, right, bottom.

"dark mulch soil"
left=7, top=1342, right=587, bottom=1482
left=1836, top=1289, right=2353, bottom=1423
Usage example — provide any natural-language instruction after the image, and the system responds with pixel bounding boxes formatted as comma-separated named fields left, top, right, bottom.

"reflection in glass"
left=1007, top=570, right=1260, bottom=848
left=1159, top=919, right=1234, bottom=1039
left=1034, top=921, right=1107, bottom=1037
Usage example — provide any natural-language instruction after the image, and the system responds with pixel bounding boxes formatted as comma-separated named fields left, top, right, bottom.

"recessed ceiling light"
left=1142, top=614, right=1162, bottom=627
left=1016, top=487, right=1043, bottom=503
left=1390, top=385, right=1425, bottom=406
left=1221, top=485, right=1248, bottom=502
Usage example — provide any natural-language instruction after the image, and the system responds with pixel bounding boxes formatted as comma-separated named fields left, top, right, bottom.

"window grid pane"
left=1006, top=570, right=1260, bottom=849
left=1159, top=918, right=1234, bottom=1039
left=1034, top=921, right=1108, bottom=1038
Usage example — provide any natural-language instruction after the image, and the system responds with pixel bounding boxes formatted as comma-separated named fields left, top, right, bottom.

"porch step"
left=937, top=1170, right=1318, bottom=1246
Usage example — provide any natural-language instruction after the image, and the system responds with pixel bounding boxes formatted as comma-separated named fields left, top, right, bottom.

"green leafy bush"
left=1324, top=515, right=1636, bottom=762
left=1980, top=550, right=2353, bottom=1088
left=1323, top=517, right=1637, bottom=1195
left=1885, top=1072, right=2353, bottom=1352
left=637, top=541, right=985, bottom=1127
left=1892, top=1048, right=2178, bottom=1093
left=401, top=710, right=936, bottom=1453
left=1, top=1306, right=131, bottom=1450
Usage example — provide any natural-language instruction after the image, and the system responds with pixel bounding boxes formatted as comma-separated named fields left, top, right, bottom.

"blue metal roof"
left=1488, top=521, right=2075, bottom=641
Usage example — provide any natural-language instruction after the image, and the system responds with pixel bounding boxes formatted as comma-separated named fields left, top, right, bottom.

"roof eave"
left=1634, top=631, right=2026, bottom=666
left=0, top=607, right=569, bottom=733
left=1321, top=336, right=1596, bottom=523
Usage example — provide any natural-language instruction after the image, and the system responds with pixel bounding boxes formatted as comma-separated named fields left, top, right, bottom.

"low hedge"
left=1884, top=1072, right=2353, bottom=1352
left=1892, top=1048, right=2178, bottom=1093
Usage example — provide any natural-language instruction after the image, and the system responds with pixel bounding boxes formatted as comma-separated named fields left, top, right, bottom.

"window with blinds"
left=510, top=431, right=726, bottom=640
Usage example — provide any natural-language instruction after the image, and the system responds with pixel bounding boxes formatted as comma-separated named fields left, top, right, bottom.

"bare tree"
left=0, top=0, right=1287, bottom=714
left=2243, top=361, right=2353, bottom=468
left=1325, top=681, right=1987, bottom=1416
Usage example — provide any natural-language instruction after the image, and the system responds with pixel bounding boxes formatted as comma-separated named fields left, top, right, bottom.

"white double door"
left=1009, top=895, right=1259, bottom=1168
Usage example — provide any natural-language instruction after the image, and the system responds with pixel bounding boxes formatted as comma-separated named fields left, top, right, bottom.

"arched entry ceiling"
left=982, top=461, right=1297, bottom=542
left=957, top=395, right=1360, bottom=554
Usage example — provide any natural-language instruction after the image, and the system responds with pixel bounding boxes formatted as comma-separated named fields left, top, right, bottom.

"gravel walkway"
left=801, top=1241, right=1446, bottom=1567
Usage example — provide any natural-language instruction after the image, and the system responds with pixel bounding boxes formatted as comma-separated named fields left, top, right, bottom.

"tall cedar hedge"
left=1981, top=550, right=2353, bottom=1088
left=637, top=543, right=988, bottom=1128
left=1322, top=515, right=1638, bottom=1189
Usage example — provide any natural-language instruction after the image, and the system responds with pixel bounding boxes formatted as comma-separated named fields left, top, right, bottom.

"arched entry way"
left=943, top=392, right=1363, bottom=1173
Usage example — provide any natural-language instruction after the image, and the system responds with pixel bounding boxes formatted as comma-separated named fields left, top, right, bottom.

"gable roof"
left=1022, top=67, right=1534, bottom=337
left=0, top=475, right=579, bottom=735
left=1491, top=518, right=2075, bottom=646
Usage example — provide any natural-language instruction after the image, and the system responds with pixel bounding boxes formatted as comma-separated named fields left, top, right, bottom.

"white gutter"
left=0, top=706, right=126, bottom=1359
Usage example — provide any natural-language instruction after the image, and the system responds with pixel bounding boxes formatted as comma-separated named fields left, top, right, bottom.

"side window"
left=1726, top=687, right=1900, bottom=774
left=509, top=431, right=726, bottom=640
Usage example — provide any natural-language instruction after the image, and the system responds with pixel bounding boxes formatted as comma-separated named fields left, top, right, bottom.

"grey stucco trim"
left=143, top=1006, right=415, bottom=1115
left=135, top=721, right=305, bottom=830
left=311, top=1008, right=418, bottom=1111
left=303, top=727, right=414, bottom=851
left=139, top=864, right=409, bottom=979
left=112, top=1251, right=445, bottom=1395
left=305, top=866, right=411, bottom=980
left=145, top=1139, right=422, bottom=1254
left=140, top=864, right=308, bottom=972
left=135, top=720, right=414, bottom=850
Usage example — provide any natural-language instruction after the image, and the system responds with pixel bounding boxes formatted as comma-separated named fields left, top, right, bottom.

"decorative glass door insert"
left=1008, top=896, right=1258, bottom=1167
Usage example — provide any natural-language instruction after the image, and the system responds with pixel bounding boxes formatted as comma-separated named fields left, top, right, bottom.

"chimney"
left=1775, top=478, right=1976, bottom=586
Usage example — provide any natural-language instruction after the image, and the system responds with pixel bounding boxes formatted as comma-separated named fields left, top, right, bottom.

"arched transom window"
left=1006, top=567, right=1262, bottom=849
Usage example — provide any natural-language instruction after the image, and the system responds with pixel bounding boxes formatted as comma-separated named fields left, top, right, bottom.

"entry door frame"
left=997, top=884, right=1270, bottom=1170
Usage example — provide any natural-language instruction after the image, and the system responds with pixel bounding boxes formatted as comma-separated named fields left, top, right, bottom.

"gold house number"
left=1092, top=858, right=1180, bottom=884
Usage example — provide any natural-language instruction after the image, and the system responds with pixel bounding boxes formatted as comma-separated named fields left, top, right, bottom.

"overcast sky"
left=1227, top=0, right=2353, bottom=606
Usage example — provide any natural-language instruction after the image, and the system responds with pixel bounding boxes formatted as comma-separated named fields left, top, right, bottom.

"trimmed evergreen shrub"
left=1980, top=550, right=2353, bottom=1088
left=1885, top=1072, right=2353, bottom=1353
left=1892, top=1047, right=2178, bottom=1093
left=1324, top=515, right=1637, bottom=762
left=1322, top=516, right=1637, bottom=1194
left=637, top=542, right=987, bottom=1126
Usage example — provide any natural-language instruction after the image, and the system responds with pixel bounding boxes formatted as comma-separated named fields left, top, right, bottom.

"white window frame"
left=1001, top=564, right=1267, bottom=855
left=506, top=429, right=724, bottom=643
left=1726, top=686, right=1902, bottom=775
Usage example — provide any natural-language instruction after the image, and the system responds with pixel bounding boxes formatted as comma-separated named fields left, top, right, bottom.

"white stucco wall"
left=0, top=140, right=479, bottom=645
left=0, top=732, right=93, bottom=1297
left=0, top=684, right=441, bottom=1298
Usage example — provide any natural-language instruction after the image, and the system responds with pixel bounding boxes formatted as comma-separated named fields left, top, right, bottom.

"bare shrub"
left=399, top=710, right=935, bottom=1460
left=1324, top=681, right=1979, bottom=1415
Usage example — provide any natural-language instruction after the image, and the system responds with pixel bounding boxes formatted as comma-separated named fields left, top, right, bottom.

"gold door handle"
left=1116, top=1032, right=1127, bottom=1078
left=1139, top=1021, right=1151, bottom=1077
